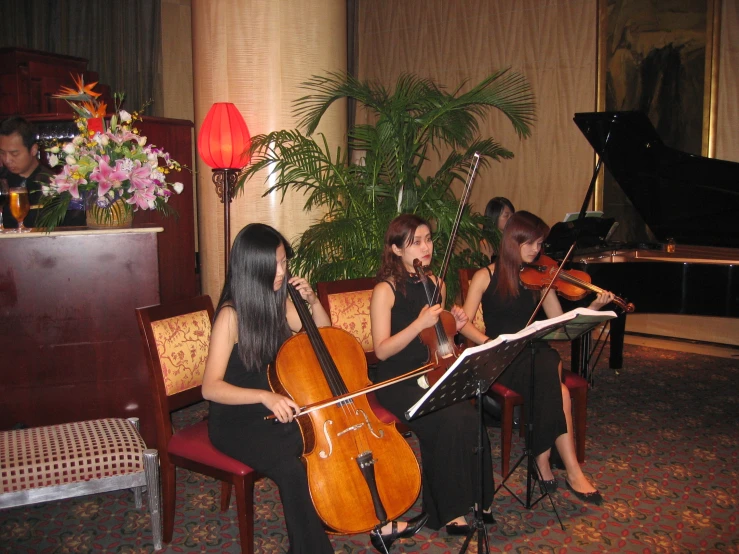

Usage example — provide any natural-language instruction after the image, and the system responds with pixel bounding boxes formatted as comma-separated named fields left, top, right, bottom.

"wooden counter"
left=0, top=228, right=163, bottom=445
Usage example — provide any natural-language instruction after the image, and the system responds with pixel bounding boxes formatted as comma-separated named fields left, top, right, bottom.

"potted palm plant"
left=236, top=69, right=535, bottom=302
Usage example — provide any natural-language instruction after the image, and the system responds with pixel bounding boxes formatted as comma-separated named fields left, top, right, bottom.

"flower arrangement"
left=37, top=75, right=184, bottom=230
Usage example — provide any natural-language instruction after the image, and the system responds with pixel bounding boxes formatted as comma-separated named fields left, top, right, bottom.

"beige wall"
left=190, top=0, right=347, bottom=301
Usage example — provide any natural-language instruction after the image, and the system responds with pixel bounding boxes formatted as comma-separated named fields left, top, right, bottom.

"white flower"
left=63, top=143, right=76, bottom=154
left=72, top=135, right=84, bottom=146
left=65, top=155, right=77, bottom=165
left=48, top=154, right=59, bottom=167
left=120, top=158, right=134, bottom=172
left=173, top=182, right=184, bottom=194
left=137, top=136, right=147, bottom=147
left=119, top=110, right=132, bottom=123
left=49, top=145, right=60, bottom=154
left=147, top=153, right=158, bottom=164
left=100, top=135, right=110, bottom=146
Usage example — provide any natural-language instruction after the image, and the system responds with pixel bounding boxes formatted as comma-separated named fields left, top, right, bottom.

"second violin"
left=520, top=254, right=635, bottom=313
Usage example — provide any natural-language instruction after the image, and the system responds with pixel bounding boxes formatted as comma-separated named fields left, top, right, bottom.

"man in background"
left=0, top=117, right=83, bottom=228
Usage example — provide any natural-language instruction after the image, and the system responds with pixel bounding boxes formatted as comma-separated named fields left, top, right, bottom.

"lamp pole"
left=212, top=168, right=240, bottom=276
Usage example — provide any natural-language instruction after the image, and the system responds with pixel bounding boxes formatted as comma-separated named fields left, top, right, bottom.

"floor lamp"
left=197, top=102, right=251, bottom=275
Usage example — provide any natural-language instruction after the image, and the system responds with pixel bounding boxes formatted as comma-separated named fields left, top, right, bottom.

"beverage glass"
left=0, top=179, right=8, bottom=232
left=9, top=187, right=31, bottom=233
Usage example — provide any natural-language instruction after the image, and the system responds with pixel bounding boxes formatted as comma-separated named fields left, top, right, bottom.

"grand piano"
left=546, top=111, right=739, bottom=371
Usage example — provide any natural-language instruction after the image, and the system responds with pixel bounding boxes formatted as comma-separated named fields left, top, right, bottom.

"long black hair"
left=484, top=196, right=515, bottom=231
left=215, top=223, right=293, bottom=371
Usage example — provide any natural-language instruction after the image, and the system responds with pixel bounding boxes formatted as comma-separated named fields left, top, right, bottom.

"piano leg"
left=570, top=312, right=626, bottom=377
left=570, top=334, right=592, bottom=380
left=608, top=313, right=626, bottom=369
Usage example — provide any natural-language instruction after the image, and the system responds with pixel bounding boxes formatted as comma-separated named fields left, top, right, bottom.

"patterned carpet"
left=2, top=343, right=738, bottom=553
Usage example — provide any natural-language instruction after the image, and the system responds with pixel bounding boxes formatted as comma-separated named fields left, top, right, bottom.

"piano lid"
left=573, top=111, right=739, bottom=248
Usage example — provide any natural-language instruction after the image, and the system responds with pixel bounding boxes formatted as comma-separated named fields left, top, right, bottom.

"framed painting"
left=594, top=0, right=721, bottom=226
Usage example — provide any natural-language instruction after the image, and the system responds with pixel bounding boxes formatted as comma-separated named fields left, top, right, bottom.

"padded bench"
left=0, top=417, right=162, bottom=550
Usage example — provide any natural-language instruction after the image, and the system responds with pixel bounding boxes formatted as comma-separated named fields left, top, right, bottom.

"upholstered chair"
left=136, top=295, right=258, bottom=554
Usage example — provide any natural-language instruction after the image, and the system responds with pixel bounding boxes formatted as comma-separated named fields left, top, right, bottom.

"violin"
left=413, top=260, right=463, bottom=389
left=268, top=283, right=422, bottom=535
left=414, top=152, right=481, bottom=389
left=520, top=254, right=635, bottom=313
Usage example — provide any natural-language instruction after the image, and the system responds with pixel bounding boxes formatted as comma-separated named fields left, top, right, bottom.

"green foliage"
left=236, top=69, right=535, bottom=304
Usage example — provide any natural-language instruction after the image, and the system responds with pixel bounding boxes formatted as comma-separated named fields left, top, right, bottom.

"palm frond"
left=252, top=70, right=536, bottom=302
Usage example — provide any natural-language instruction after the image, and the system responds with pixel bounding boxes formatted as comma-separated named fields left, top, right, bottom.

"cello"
left=268, top=282, right=422, bottom=535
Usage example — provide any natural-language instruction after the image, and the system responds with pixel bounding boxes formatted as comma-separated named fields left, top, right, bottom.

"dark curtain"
left=0, top=0, right=163, bottom=116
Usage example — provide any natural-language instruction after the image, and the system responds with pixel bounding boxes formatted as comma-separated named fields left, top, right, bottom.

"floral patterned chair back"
left=316, top=277, right=378, bottom=365
left=149, top=310, right=212, bottom=396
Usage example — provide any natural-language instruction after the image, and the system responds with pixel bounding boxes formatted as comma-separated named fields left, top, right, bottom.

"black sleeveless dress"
left=375, top=278, right=494, bottom=530
left=208, top=346, right=333, bottom=554
left=480, top=267, right=567, bottom=456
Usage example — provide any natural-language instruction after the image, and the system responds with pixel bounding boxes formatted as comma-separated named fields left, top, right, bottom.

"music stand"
left=495, top=308, right=616, bottom=527
left=405, top=331, right=537, bottom=554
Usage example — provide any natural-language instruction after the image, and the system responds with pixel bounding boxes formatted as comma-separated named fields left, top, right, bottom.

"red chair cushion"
left=563, top=371, right=588, bottom=390
left=368, top=392, right=401, bottom=425
left=490, top=382, right=524, bottom=401
left=168, top=421, right=254, bottom=476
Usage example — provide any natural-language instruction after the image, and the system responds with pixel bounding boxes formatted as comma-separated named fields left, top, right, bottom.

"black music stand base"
left=459, top=380, right=493, bottom=554
left=494, top=342, right=565, bottom=531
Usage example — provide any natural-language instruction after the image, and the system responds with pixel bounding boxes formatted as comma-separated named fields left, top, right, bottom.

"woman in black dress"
left=370, top=214, right=495, bottom=535
left=203, top=223, right=425, bottom=554
left=480, top=196, right=515, bottom=262
left=460, top=211, right=613, bottom=504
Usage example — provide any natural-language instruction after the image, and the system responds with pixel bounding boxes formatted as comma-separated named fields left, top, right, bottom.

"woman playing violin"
left=459, top=211, right=613, bottom=504
left=370, top=214, right=495, bottom=536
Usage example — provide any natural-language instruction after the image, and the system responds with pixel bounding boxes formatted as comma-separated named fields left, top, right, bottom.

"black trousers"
left=377, top=380, right=495, bottom=530
left=210, top=418, right=333, bottom=554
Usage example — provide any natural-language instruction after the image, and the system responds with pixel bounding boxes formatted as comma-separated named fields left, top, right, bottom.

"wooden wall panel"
left=357, top=0, right=599, bottom=227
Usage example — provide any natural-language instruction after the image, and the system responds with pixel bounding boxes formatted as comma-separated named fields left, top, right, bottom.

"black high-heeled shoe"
left=533, top=472, right=559, bottom=492
left=565, top=479, right=603, bottom=506
left=369, top=512, right=428, bottom=553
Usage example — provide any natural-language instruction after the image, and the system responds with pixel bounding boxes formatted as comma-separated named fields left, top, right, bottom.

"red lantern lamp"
left=197, top=102, right=251, bottom=272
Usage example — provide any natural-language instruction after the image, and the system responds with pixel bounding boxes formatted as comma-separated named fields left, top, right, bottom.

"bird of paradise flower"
left=52, top=74, right=108, bottom=118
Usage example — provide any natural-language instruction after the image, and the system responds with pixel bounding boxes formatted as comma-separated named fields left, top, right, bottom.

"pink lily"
left=51, top=167, right=86, bottom=199
left=126, top=185, right=157, bottom=210
left=128, top=160, right=153, bottom=190
left=89, top=156, right=128, bottom=197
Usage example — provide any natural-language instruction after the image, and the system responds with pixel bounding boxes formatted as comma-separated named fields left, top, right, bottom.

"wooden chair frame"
left=136, top=295, right=258, bottom=554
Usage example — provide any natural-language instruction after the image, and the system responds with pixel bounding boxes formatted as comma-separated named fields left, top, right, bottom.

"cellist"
left=459, top=211, right=613, bottom=504
left=202, top=223, right=425, bottom=553
left=370, top=214, right=496, bottom=535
